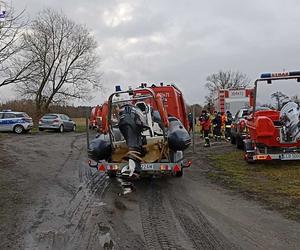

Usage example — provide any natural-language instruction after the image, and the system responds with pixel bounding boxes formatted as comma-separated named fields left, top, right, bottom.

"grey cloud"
left=1, top=0, right=300, bottom=106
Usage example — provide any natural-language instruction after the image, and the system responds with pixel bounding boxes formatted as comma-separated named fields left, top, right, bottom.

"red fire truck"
left=89, top=105, right=102, bottom=129
left=213, top=88, right=254, bottom=115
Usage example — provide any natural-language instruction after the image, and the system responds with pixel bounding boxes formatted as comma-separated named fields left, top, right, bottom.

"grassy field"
left=73, top=117, right=88, bottom=133
left=209, top=151, right=300, bottom=221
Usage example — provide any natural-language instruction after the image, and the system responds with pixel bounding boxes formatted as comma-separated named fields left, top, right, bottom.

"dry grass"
left=209, top=151, right=300, bottom=221
left=72, top=117, right=88, bottom=133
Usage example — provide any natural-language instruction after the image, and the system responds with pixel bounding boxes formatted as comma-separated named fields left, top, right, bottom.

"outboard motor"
left=118, top=104, right=149, bottom=176
left=280, top=101, right=300, bottom=142
left=168, top=117, right=191, bottom=151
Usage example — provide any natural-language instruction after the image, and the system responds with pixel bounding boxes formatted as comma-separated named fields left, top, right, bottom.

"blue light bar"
left=260, top=71, right=300, bottom=79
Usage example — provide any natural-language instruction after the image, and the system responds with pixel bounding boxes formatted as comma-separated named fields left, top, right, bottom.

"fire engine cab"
left=213, top=88, right=254, bottom=115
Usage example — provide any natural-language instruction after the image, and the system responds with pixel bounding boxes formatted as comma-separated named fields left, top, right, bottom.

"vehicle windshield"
left=256, top=79, right=300, bottom=110
left=242, top=110, right=249, bottom=117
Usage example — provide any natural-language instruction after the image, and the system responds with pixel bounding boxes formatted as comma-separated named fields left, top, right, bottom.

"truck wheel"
left=236, top=136, right=244, bottom=150
left=230, top=135, right=236, bottom=145
left=14, top=125, right=24, bottom=134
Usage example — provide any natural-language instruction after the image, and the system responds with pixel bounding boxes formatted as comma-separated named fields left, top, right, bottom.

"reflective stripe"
left=0, top=119, right=26, bottom=125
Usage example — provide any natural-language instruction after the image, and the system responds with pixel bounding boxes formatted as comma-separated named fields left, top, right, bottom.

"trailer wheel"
left=245, top=154, right=255, bottom=164
left=107, top=171, right=117, bottom=178
left=175, top=170, right=183, bottom=177
left=244, top=139, right=255, bottom=164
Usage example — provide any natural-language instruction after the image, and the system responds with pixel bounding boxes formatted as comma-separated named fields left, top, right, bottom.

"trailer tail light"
left=98, top=164, right=106, bottom=171
left=256, top=155, right=272, bottom=160
left=160, top=164, right=165, bottom=170
left=173, top=165, right=180, bottom=172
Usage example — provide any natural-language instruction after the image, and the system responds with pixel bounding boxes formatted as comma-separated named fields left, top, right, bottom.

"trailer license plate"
left=141, top=164, right=154, bottom=170
left=281, top=153, right=300, bottom=160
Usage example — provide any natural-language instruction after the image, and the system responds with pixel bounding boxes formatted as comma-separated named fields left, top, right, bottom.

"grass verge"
left=73, top=117, right=88, bottom=133
left=208, top=151, right=300, bottom=221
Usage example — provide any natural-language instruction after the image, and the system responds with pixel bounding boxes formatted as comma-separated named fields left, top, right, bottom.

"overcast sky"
left=1, top=0, right=300, bottom=106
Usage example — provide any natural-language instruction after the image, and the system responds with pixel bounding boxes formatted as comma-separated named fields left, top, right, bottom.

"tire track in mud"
left=169, top=197, right=237, bottom=250
left=138, top=184, right=183, bottom=250
left=25, top=133, right=114, bottom=249
left=32, top=172, right=111, bottom=250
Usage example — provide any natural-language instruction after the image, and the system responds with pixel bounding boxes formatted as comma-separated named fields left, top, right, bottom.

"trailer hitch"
left=182, top=160, right=192, bottom=169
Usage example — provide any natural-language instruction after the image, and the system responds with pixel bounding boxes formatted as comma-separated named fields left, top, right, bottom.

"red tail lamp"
left=173, top=165, right=180, bottom=172
left=98, top=164, right=105, bottom=171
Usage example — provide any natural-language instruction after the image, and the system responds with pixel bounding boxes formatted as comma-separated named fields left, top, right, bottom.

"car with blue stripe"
left=0, top=110, right=33, bottom=134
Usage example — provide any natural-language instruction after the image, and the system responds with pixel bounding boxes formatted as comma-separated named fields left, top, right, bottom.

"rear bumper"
left=88, top=161, right=192, bottom=176
left=251, top=153, right=300, bottom=161
left=39, top=124, right=60, bottom=130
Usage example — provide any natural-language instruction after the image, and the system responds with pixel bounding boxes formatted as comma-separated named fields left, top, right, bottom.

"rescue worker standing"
left=200, top=110, right=211, bottom=147
left=221, top=112, right=226, bottom=138
left=225, top=111, right=233, bottom=140
left=212, top=112, right=222, bottom=142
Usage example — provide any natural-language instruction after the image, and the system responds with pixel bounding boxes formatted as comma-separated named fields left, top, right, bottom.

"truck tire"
left=236, top=136, right=244, bottom=150
left=230, top=135, right=236, bottom=145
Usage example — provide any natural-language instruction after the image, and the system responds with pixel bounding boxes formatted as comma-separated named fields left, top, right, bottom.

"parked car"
left=39, top=113, right=76, bottom=133
left=0, top=110, right=33, bottom=134
left=231, top=107, right=271, bottom=149
left=230, top=108, right=249, bottom=149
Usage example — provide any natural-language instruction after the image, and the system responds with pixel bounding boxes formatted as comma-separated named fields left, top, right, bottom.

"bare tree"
left=203, top=95, right=214, bottom=113
left=4, top=9, right=102, bottom=116
left=205, top=70, right=250, bottom=96
left=271, top=91, right=288, bottom=110
left=0, top=2, right=26, bottom=85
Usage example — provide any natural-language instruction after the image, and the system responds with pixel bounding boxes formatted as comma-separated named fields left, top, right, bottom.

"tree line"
left=0, top=99, right=91, bottom=118
left=0, top=3, right=102, bottom=120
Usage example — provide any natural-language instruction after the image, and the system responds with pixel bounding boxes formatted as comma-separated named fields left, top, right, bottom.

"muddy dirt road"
left=0, top=133, right=299, bottom=249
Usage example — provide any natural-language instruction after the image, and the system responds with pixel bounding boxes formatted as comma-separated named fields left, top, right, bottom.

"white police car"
left=0, top=110, right=33, bottom=134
